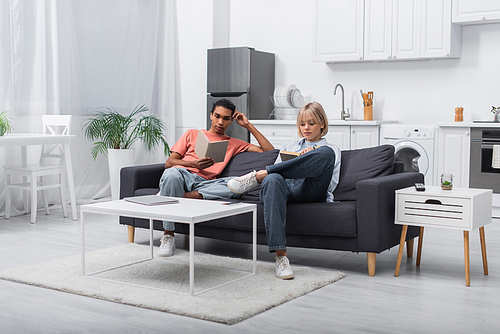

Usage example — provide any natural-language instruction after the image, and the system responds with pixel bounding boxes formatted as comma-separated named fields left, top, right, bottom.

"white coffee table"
left=394, top=186, right=492, bottom=286
left=80, top=197, right=257, bottom=296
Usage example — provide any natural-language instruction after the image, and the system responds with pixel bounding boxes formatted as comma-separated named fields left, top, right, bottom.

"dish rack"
left=268, top=96, right=309, bottom=120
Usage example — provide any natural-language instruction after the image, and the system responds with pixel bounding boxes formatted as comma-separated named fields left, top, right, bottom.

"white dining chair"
left=3, top=115, right=72, bottom=223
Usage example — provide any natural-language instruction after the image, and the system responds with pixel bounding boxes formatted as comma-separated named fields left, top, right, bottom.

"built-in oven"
left=470, top=128, right=500, bottom=193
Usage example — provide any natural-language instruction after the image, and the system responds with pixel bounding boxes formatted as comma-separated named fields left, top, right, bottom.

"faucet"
left=334, top=83, right=350, bottom=120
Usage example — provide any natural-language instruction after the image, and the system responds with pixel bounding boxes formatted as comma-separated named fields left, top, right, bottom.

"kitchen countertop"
left=250, top=119, right=398, bottom=126
left=438, top=122, right=500, bottom=128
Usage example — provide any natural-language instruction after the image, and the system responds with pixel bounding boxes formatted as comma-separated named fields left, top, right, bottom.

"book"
left=124, top=195, right=179, bottom=206
left=194, top=130, right=229, bottom=163
left=280, top=150, right=300, bottom=162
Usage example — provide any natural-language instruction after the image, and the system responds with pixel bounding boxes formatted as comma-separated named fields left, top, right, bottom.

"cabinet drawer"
left=396, top=194, right=471, bottom=228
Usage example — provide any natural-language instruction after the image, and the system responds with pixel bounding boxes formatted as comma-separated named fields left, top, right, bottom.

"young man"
left=158, top=99, right=274, bottom=257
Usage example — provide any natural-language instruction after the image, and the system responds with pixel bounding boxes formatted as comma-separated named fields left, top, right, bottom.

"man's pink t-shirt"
left=170, top=129, right=253, bottom=180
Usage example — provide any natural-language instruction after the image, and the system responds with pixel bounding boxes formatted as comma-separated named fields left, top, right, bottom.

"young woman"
left=228, top=102, right=341, bottom=279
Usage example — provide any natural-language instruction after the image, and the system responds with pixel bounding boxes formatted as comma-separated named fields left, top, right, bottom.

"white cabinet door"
left=364, top=0, right=392, bottom=61
left=326, top=126, right=351, bottom=151
left=250, top=124, right=297, bottom=149
left=392, top=0, right=421, bottom=59
left=313, top=0, right=364, bottom=62
left=351, top=125, right=380, bottom=149
left=364, top=0, right=420, bottom=60
left=452, top=0, right=500, bottom=24
left=437, top=127, right=470, bottom=188
left=421, top=0, right=462, bottom=58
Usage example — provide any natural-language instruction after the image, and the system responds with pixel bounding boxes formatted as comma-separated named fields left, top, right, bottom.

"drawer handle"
left=425, top=199, right=442, bottom=205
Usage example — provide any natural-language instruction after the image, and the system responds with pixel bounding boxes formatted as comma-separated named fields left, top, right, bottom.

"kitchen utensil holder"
left=364, top=105, right=373, bottom=121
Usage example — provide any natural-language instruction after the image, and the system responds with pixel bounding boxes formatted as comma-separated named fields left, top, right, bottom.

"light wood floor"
left=1, top=205, right=499, bottom=333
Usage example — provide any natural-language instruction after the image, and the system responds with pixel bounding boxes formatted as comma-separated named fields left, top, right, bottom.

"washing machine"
left=380, top=124, right=436, bottom=186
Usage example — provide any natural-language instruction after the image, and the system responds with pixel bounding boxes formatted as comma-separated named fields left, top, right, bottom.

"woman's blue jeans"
left=260, top=146, right=336, bottom=252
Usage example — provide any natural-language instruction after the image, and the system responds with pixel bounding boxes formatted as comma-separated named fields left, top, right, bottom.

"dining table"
left=0, top=133, right=77, bottom=221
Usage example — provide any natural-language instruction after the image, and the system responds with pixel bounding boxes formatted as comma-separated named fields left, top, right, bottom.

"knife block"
left=364, top=105, right=373, bottom=121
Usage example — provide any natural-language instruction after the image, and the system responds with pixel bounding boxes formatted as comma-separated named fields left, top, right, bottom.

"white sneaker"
left=158, top=235, right=175, bottom=257
left=227, top=171, right=259, bottom=194
left=275, top=255, right=294, bottom=280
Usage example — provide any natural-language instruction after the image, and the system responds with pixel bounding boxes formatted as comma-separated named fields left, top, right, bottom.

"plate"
left=291, top=89, right=305, bottom=108
left=273, top=86, right=283, bottom=107
left=286, top=84, right=297, bottom=107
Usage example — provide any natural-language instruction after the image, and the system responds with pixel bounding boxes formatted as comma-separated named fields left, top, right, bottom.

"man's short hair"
left=211, top=99, right=236, bottom=115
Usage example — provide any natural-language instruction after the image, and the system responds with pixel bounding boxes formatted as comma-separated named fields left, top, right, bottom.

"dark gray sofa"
left=119, top=144, right=423, bottom=276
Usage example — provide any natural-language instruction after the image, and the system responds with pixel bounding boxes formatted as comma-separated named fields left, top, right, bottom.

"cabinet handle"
left=465, top=131, right=469, bottom=136
left=480, top=16, right=486, bottom=21
left=351, top=129, right=355, bottom=133
left=393, top=55, right=397, bottom=59
left=387, top=55, right=391, bottom=59
left=359, top=56, right=363, bottom=60
left=272, top=131, right=275, bottom=136
left=445, top=52, right=450, bottom=57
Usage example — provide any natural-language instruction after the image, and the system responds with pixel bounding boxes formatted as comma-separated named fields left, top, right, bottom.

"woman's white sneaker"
left=275, top=255, right=294, bottom=280
left=158, top=235, right=175, bottom=257
left=227, top=171, right=259, bottom=194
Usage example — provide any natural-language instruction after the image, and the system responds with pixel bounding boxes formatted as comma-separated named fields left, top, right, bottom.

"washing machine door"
left=393, top=141, right=429, bottom=176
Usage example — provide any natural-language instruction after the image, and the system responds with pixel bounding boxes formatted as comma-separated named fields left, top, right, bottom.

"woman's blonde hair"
left=296, top=102, right=329, bottom=138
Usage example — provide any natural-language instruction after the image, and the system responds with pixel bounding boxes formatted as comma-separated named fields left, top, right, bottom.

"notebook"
left=124, top=195, right=179, bottom=206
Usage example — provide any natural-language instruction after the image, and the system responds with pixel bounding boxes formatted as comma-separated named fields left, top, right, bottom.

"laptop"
left=124, top=195, right=179, bottom=206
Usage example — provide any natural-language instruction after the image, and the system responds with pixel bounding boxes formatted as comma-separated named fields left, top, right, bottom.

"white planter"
left=108, top=148, right=135, bottom=201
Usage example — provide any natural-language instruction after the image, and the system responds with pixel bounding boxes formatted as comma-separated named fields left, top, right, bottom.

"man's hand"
left=193, top=157, right=215, bottom=170
left=233, top=110, right=250, bottom=128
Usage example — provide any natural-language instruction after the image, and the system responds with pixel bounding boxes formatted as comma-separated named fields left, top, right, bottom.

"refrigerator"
left=207, top=47, right=275, bottom=142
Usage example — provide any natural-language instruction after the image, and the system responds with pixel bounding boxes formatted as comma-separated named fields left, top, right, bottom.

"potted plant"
left=0, top=111, right=14, bottom=136
left=82, top=104, right=170, bottom=200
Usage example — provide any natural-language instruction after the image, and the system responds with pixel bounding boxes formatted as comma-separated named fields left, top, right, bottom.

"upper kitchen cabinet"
left=364, top=0, right=420, bottom=61
left=313, top=0, right=364, bottom=62
left=421, top=0, right=462, bottom=58
left=452, top=0, right=500, bottom=25
left=314, top=0, right=462, bottom=63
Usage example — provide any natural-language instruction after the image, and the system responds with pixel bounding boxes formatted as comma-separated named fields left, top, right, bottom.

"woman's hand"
left=299, top=147, right=316, bottom=155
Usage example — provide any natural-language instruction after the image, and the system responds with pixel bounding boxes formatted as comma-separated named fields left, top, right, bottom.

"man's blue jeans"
left=260, top=146, right=336, bottom=252
left=159, top=167, right=244, bottom=231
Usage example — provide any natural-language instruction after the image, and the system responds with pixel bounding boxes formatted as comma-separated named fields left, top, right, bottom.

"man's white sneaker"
left=275, top=255, right=294, bottom=280
left=227, top=171, right=259, bottom=194
left=158, top=235, right=175, bottom=257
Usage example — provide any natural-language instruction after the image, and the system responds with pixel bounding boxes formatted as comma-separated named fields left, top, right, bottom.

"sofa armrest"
left=120, top=163, right=165, bottom=199
left=355, top=172, right=424, bottom=253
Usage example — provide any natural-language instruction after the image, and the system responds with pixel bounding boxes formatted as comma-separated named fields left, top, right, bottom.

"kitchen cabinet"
left=313, top=0, right=364, bottom=62
left=325, top=126, right=351, bottom=151
left=364, top=0, right=420, bottom=61
left=249, top=123, right=298, bottom=148
left=421, top=0, right=462, bottom=58
left=452, top=0, right=500, bottom=25
left=314, top=0, right=461, bottom=62
left=250, top=121, right=382, bottom=151
left=350, top=125, right=380, bottom=149
left=437, top=126, right=470, bottom=188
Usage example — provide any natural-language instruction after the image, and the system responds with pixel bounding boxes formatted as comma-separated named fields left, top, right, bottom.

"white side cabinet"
left=437, top=126, right=470, bottom=188
left=452, top=0, right=500, bottom=25
left=313, top=0, right=364, bottom=62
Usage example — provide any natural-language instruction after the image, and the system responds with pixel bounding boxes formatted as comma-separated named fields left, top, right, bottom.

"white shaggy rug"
left=0, top=243, right=346, bottom=325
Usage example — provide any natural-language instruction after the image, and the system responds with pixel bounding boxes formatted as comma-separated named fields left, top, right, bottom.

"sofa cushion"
left=219, top=149, right=280, bottom=198
left=333, top=145, right=395, bottom=201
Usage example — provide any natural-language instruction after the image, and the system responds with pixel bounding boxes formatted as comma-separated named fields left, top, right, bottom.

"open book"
left=195, top=130, right=229, bottom=163
left=280, top=151, right=300, bottom=162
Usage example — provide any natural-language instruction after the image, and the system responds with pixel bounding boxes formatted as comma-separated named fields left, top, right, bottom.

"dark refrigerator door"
left=207, top=47, right=249, bottom=94
left=207, top=94, right=250, bottom=142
